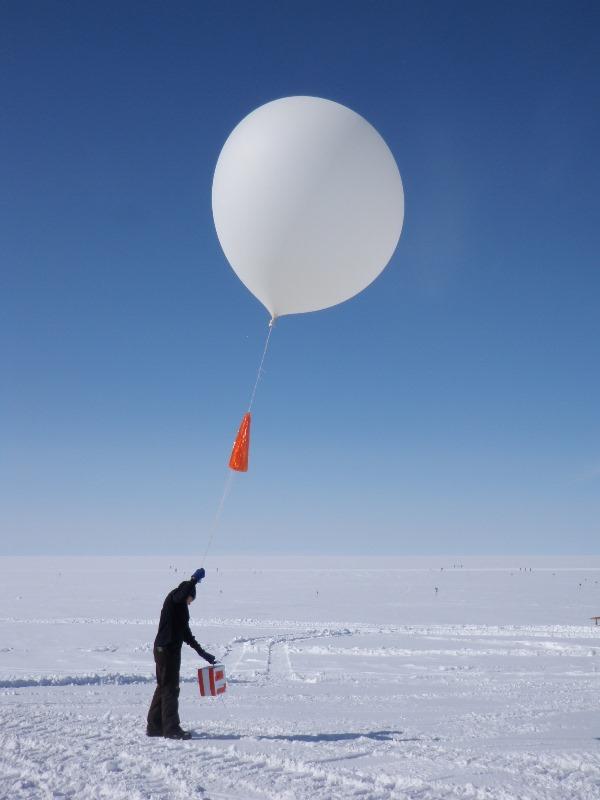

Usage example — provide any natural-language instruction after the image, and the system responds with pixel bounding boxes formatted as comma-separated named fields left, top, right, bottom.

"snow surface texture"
left=0, top=555, right=599, bottom=800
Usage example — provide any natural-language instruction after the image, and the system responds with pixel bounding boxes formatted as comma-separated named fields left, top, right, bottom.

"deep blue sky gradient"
left=2, top=1, right=599, bottom=554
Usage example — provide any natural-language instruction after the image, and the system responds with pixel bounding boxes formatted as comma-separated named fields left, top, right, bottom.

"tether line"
left=202, top=317, right=276, bottom=561
left=201, top=470, right=235, bottom=561
left=248, top=317, right=275, bottom=412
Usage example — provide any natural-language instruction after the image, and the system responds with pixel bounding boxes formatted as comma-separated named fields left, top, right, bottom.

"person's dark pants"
left=147, top=645, right=182, bottom=734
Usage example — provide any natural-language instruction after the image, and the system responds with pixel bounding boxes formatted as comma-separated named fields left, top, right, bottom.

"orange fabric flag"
left=229, top=412, right=251, bottom=472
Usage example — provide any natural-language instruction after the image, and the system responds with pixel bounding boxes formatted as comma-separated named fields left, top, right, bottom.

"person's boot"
left=164, top=727, right=192, bottom=740
left=146, top=726, right=163, bottom=737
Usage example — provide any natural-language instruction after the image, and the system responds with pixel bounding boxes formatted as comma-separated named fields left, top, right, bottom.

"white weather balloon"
left=212, top=96, right=404, bottom=318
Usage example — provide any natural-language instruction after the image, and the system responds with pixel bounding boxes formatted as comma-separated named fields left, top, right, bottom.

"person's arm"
left=183, top=624, right=215, bottom=663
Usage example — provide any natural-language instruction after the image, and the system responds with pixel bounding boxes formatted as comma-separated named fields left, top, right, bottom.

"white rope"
left=201, top=470, right=235, bottom=561
left=201, top=317, right=276, bottom=562
left=248, top=317, right=275, bottom=412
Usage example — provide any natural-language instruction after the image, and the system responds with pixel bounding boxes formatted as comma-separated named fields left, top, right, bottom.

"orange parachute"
left=228, top=413, right=251, bottom=472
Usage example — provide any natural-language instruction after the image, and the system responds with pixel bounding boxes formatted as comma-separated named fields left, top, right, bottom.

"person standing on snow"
left=146, top=567, right=215, bottom=739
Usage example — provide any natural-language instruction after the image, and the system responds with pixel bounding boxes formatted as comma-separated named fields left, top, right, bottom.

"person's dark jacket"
left=154, top=580, right=214, bottom=662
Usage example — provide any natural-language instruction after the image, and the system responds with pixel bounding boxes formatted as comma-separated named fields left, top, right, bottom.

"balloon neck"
left=269, top=316, right=277, bottom=328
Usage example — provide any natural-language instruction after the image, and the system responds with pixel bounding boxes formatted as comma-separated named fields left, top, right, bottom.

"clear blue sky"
left=2, top=1, right=599, bottom=555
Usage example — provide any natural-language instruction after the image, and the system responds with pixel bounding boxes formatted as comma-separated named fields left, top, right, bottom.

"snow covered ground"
left=0, top=555, right=599, bottom=799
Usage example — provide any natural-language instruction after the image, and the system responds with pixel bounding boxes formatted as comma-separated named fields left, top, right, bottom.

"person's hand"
left=191, top=568, right=205, bottom=584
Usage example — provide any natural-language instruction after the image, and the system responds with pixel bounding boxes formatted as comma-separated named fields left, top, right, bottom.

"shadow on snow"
left=192, top=729, right=421, bottom=743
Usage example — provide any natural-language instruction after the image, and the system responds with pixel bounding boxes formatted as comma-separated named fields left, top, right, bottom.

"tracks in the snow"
left=222, top=626, right=352, bottom=685
left=2, top=705, right=599, bottom=800
left=0, top=707, right=436, bottom=800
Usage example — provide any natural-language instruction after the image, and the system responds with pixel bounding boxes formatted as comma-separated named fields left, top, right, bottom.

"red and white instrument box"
left=198, top=663, right=226, bottom=697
